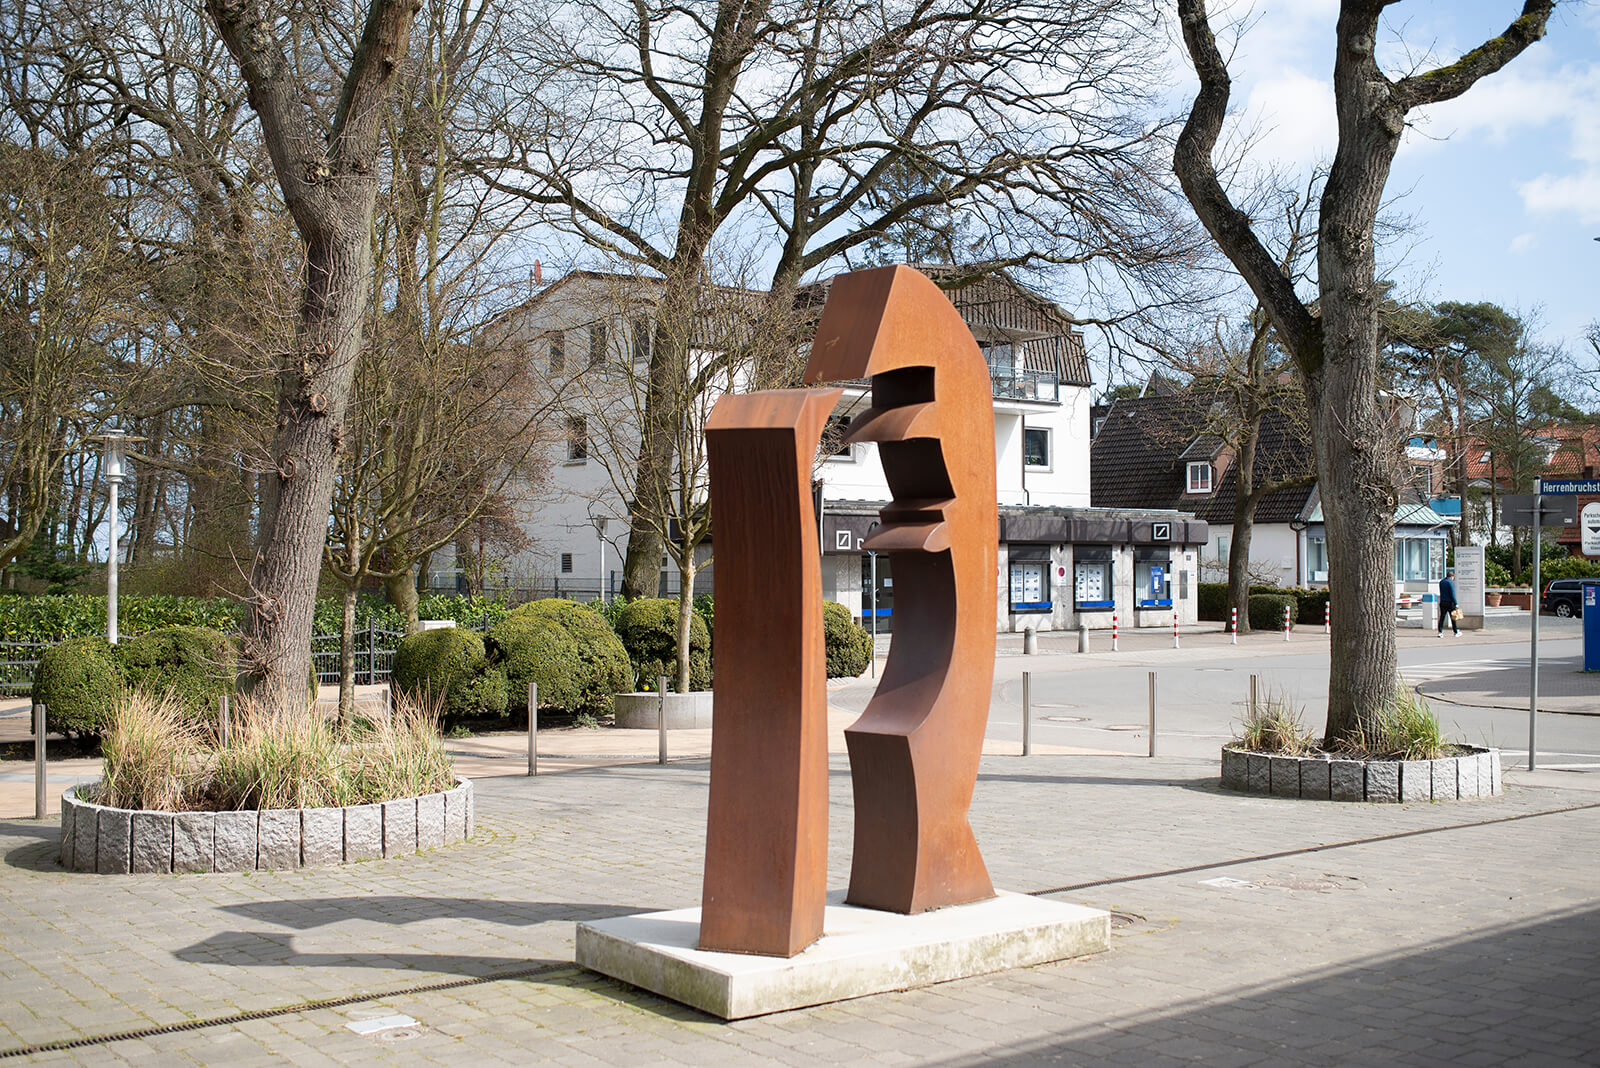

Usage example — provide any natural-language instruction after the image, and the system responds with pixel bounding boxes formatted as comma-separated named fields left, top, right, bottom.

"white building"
left=447, top=267, right=1207, bottom=630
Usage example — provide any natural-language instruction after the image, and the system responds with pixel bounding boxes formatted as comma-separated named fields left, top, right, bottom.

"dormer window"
left=1187, top=461, right=1213, bottom=494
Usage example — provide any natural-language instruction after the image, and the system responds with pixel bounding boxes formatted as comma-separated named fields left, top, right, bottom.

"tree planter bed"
left=612, top=691, right=713, bottom=729
left=1220, top=747, right=1500, bottom=802
left=57, top=779, right=474, bottom=874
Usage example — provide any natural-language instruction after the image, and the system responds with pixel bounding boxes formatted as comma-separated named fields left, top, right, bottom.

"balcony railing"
left=989, top=366, right=1060, bottom=403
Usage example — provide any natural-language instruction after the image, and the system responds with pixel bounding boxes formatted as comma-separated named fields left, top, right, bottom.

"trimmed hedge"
left=1, top=592, right=409, bottom=644
left=1248, top=594, right=1297, bottom=632
left=614, top=597, right=712, bottom=692
left=120, top=626, right=237, bottom=716
left=823, top=601, right=873, bottom=678
left=32, top=636, right=127, bottom=738
left=1295, top=588, right=1330, bottom=625
left=1538, top=555, right=1600, bottom=583
left=489, top=599, right=631, bottom=715
left=1197, top=582, right=1229, bottom=621
left=390, top=627, right=508, bottom=723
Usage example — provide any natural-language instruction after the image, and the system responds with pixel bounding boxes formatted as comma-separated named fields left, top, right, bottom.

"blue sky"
left=1189, top=0, right=1598, bottom=363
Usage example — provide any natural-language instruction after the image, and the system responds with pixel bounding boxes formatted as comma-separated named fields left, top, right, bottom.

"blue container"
left=1584, top=581, right=1600, bottom=672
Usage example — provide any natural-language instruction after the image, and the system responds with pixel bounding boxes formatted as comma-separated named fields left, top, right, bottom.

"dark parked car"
left=1541, top=578, right=1589, bottom=617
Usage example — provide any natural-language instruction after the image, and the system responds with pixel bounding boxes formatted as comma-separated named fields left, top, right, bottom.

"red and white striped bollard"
left=1230, top=605, right=1238, bottom=645
left=1173, top=611, right=1180, bottom=649
left=1324, top=600, right=1331, bottom=635
left=1111, top=613, right=1119, bottom=652
left=1283, top=603, right=1291, bottom=642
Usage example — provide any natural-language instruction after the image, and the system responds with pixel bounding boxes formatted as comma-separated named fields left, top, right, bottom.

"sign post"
left=1517, top=479, right=1592, bottom=770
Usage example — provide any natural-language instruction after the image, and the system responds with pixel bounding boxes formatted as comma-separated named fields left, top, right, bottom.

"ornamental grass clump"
left=1337, top=684, right=1450, bottom=761
left=212, top=703, right=351, bottom=810
left=346, top=693, right=454, bottom=803
left=1234, top=689, right=1316, bottom=756
left=97, top=691, right=203, bottom=811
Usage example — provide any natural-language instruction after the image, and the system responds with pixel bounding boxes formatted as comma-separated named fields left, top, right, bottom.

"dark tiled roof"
left=1090, top=393, right=1316, bottom=525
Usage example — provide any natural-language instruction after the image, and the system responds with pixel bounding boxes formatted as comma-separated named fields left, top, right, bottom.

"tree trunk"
left=1227, top=418, right=1260, bottom=632
left=675, top=554, right=697, bottom=693
left=385, top=567, right=420, bottom=632
left=338, top=580, right=357, bottom=725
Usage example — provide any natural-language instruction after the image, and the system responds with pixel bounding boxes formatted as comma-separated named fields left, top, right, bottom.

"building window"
left=588, top=321, right=608, bottom=365
left=1135, top=557, right=1172, bottom=607
left=632, top=316, right=650, bottom=362
left=1216, top=537, right=1229, bottom=565
left=548, top=332, right=565, bottom=374
left=1023, top=427, right=1050, bottom=469
left=1392, top=537, right=1443, bottom=582
left=825, top=415, right=854, bottom=461
left=1308, top=533, right=1328, bottom=583
left=1186, top=461, right=1213, bottom=494
left=560, top=552, right=573, bottom=573
left=1412, top=464, right=1432, bottom=496
left=565, top=416, right=587, bottom=462
left=1074, top=557, right=1114, bottom=610
left=1008, top=558, right=1051, bottom=612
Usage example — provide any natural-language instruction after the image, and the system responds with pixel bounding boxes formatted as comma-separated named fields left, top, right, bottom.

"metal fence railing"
left=0, top=625, right=410, bottom=696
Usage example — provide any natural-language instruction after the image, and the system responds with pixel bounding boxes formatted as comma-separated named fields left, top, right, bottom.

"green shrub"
left=390, top=627, right=506, bottom=723
left=489, top=599, right=631, bottom=714
left=823, top=600, right=873, bottom=678
left=1296, top=588, right=1330, bottom=625
left=1485, top=559, right=1512, bottom=586
left=614, top=597, right=711, bottom=692
left=414, top=593, right=512, bottom=631
left=32, top=635, right=126, bottom=737
left=1538, top=555, right=1600, bottom=583
left=1247, top=594, right=1297, bottom=632
left=120, top=626, right=237, bottom=717
left=1197, top=582, right=1229, bottom=621
left=693, top=593, right=715, bottom=640
left=588, top=596, right=630, bottom=631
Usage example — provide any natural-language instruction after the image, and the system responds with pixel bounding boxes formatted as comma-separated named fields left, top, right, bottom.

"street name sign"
left=1537, top=478, right=1600, bottom=495
left=1501, top=493, right=1578, bottom=527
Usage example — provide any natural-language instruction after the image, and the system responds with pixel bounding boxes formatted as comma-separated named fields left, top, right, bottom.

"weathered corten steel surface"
left=805, top=265, right=999, bottom=914
left=699, top=387, right=842, bottom=957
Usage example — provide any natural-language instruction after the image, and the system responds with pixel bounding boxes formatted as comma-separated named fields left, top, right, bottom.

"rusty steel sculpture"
left=701, top=265, right=997, bottom=957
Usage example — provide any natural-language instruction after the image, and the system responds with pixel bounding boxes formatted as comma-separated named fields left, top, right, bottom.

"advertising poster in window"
left=1075, top=562, right=1109, bottom=606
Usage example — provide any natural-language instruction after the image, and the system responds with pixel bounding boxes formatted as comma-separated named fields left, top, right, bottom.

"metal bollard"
left=1025, top=626, right=1038, bottom=655
left=1075, top=625, right=1086, bottom=654
left=1022, top=671, right=1033, bottom=756
left=1147, top=673, right=1157, bottom=758
left=1250, top=674, right=1259, bottom=716
left=527, top=682, right=538, bottom=776
left=34, top=703, right=46, bottom=819
left=658, top=675, right=669, bottom=765
left=218, top=694, right=230, bottom=747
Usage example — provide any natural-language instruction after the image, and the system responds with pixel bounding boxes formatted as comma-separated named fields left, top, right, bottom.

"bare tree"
left=473, top=0, right=1197, bottom=599
left=205, top=0, right=419, bottom=714
left=1173, top=0, right=1555, bottom=742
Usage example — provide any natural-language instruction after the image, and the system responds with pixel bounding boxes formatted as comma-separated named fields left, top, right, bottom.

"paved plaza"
left=1, top=621, right=1598, bottom=1064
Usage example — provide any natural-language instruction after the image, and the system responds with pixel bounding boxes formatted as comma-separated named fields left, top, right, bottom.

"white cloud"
left=1519, top=172, right=1600, bottom=227
left=1509, top=232, right=1537, bottom=254
left=1239, top=70, right=1337, bottom=171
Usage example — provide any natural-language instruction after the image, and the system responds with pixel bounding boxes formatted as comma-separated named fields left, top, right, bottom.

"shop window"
left=1186, top=461, right=1213, bottom=494
left=1393, top=537, right=1440, bottom=582
left=1009, top=560, right=1050, bottom=612
left=1024, top=427, right=1050, bottom=469
left=1074, top=558, right=1113, bottom=610
left=1135, top=558, right=1172, bottom=607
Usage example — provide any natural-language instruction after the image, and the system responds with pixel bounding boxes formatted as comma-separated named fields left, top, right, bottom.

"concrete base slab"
left=576, top=890, right=1109, bottom=1020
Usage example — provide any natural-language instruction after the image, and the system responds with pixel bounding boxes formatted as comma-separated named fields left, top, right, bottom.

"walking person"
left=1438, top=567, right=1459, bottom=637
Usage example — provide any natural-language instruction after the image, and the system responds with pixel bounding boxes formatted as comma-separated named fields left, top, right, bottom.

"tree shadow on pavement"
left=219, top=896, right=645, bottom=929
left=0, top=820, right=60, bottom=872
left=955, top=903, right=1600, bottom=1066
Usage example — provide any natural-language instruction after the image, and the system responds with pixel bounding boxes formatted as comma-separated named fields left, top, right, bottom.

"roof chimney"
left=533, top=259, right=543, bottom=286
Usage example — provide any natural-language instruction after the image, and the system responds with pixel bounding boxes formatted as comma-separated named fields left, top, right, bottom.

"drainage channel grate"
left=0, top=963, right=567, bottom=1060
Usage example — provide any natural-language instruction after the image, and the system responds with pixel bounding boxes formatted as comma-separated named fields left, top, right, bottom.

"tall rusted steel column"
left=805, top=265, right=998, bottom=915
left=699, top=387, right=841, bottom=957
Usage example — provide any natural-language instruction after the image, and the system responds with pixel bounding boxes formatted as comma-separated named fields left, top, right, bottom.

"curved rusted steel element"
left=699, top=386, right=842, bottom=957
left=804, top=265, right=998, bottom=914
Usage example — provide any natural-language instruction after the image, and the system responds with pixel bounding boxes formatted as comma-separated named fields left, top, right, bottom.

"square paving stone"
left=302, top=808, right=344, bottom=867
left=1300, top=759, right=1331, bottom=800
left=98, top=808, right=131, bottom=874
left=1245, top=754, right=1270, bottom=794
left=258, top=809, right=301, bottom=868
left=73, top=803, right=99, bottom=873
left=345, top=804, right=382, bottom=862
left=444, top=784, right=469, bottom=843
left=173, top=813, right=215, bottom=874
left=1365, top=761, right=1399, bottom=804
left=130, top=812, right=173, bottom=874
left=1432, top=758, right=1458, bottom=801
left=1329, top=761, right=1365, bottom=803
left=1269, top=758, right=1300, bottom=798
left=382, top=798, right=417, bottom=857
left=1220, top=749, right=1247, bottom=791
left=1400, top=760, right=1432, bottom=803
left=417, top=792, right=446, bottom=851
left=214, top=810, right=258, bottom=872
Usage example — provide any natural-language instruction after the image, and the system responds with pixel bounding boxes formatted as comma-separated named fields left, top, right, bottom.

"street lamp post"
left=89, top=430, right=138, bottom=644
